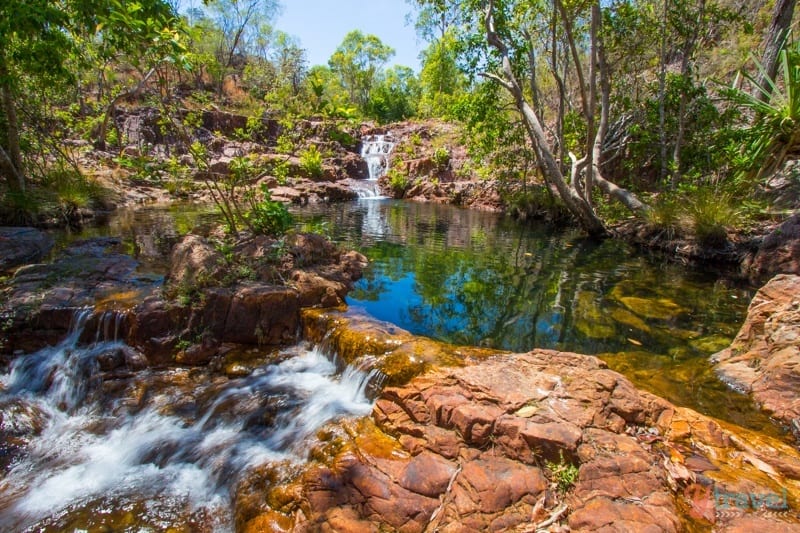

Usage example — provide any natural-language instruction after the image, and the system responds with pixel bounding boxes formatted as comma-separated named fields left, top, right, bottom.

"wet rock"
left=1, top=238, right=156, bottom=354
left=222, top=284, right=299, bottom=345
left=127, top=296, right=189, bottom=365
left=280, top=338, right=800, bottom=532
left=0, top=227, right=54, bottom=272
left=712, top=274, right=800, bottom=433
left=747, top=214, right=800, bottom=282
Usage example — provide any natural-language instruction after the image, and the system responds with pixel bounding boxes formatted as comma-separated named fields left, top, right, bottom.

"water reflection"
left=296, top=200, right=777, bottom=434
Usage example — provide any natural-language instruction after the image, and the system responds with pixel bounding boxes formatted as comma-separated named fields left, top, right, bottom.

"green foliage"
left=386, top=168, right=410, bottom=196
left=418, top=29, right=466, bottom=118
left=504, top=185, right=569, bottom=222
left=245, top=184, right=294, bottom=236
left=546, top=452, right=580, bottom=494
left=685, top=188, right=740, bottom=246
left=432, top=147, right=451, bottom=170
left=299, top=145, right=324, bottom=177
left=726, top=37, right=800, bottom=180
left=328, top=30, right=395, bottom=111
left=644, top=195, right=682, bottom=237
left=644, top=187, right=743, bottom=245
left=367, top=66, right=420, bottom=123
left=327, top=126, right=357, bottom=148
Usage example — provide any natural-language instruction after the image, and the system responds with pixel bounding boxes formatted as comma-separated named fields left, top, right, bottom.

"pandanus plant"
left=727, top=36, right=800, bottom=181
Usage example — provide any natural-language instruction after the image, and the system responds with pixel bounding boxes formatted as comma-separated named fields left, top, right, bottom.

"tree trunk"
left=0, top=56, right=25, bottom=193
left=483, top=0, right=647, bottom=236
left=657, top=0, right=668, bottom=183
left=96, top=68, right=156, bottom=150
left=755, top=0, right=796, bottom=104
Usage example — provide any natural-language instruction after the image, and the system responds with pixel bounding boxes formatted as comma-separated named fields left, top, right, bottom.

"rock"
left=712, top=274, right=800, bottom=432
left=127, top=296, right=189, bottom=365
left=748, top=214, right=800, bottom=282
left=221, top=284, right=299, bottom=345
left=165, top=234, right=225, bottom=291
left=0, top=227, right=54, bottom=272
left=1, top=238, right=155, bottom=354
left=274, top=330, right=800, bottom=532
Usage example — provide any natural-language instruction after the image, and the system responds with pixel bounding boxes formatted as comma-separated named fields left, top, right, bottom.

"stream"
left=1, top=197, right=783, bottom=530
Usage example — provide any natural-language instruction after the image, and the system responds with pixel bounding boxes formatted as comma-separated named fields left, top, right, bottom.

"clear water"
left=294, top=199, right=781, bottom=435
left=0, top=312, right=381, bottom=531
left=43, top=199, right=786, bottom=435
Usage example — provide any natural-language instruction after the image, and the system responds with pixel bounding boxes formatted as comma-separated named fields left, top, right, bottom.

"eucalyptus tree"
left=420, top=0, right=648, bottom=235
left=205, top=0, right=280, bottom=69
left=368, top=66, right=421, bottom=123
left=329, top=31, right=395, bottom=112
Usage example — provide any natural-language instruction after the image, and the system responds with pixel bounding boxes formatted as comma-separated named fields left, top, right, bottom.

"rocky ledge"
left=236, top=313, right=800, bottom=532
left=0, top=227, right=54, bottom=272
left=1, top=232, right=367, bottom=364
left=713, top=274, right=800, bottom=436
left=244, top=351, right=800, bottom=532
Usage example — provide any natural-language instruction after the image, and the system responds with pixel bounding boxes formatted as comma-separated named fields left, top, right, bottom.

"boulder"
left=712, top=274, right=800, bottom=434
left=165, top=234, right=225, bottom=290
left=0, top=227, right=54, bottom=272
left=747, top=214, right=800, bottom=282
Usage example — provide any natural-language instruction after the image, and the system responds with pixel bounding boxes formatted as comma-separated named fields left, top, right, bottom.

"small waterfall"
left=360, top=134, right=396, bottom=181
left=355, top=134, right=396, bottom=199
left=0, top=309, right=386, bottom=532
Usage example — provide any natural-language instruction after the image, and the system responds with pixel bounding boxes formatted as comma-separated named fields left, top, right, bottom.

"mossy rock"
left=617, top=296, right=685, bottom=321
left=689, top=335, right=733, bottom=354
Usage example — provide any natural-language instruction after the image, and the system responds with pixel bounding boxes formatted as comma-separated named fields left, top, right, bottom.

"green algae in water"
left=294, top=200, right=779, bottom=436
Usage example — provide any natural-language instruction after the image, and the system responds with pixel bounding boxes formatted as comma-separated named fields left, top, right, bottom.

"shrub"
left=299, top=145, right=324, bottom=177
left=245, top=184, right=294, bottom=236
left=685, top=189, right=740, bottom=246
left=432, top=146, right=450, bottom=170
left=386, top=168, right=409, bottom=197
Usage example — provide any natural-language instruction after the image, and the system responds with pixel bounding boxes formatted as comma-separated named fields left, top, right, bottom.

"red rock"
left=399, top=451, right=456, bottom=497
left=713, top=274, right=800, bottom=431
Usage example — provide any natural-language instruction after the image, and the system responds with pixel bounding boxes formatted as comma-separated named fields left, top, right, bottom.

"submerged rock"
left=712, top=274, right=800, bottom=435
left=0, top=227, right=54, bottom=272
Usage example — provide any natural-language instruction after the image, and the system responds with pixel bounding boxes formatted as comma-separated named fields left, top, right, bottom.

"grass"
left=644, top=187, right=744, bottom=245
left=546, top=451, right=580, bottom=494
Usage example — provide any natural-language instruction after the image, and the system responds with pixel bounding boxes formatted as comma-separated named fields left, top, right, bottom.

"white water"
left=0, top=311, right=383, bottom=531
left=356, top=134, right=396, bottom=199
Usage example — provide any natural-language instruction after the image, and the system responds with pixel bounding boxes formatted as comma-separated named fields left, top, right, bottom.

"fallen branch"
left=424, top=462, right=463, bottom=532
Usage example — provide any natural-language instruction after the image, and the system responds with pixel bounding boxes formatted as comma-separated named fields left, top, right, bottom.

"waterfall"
left=353, top=134, right=395, bottom=199
left=0, top=308, right=386, bottom=532
left=360, top=134, right=396, bottom=181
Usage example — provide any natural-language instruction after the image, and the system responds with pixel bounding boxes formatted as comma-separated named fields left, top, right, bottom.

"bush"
left=299, top=145, right=323, bottom=177
left=432, top=147, right=450, bottom=170
left=386, top=168, right=409, bottom=197
left=245, top=184, right=294, bottom=236
left=685, top=189, right=740, bottom=246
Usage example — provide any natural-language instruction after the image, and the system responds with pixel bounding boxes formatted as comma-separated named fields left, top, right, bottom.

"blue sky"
left=275, top=1, right=424, bottom=70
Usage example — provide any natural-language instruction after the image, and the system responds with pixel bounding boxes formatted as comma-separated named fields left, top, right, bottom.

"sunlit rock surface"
left=713, top=274, right=800, bottom=434
left=242, top=315, right=800, bottom=531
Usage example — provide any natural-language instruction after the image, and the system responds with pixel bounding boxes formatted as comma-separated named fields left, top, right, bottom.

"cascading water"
left=353, top=134, right=396, bottom=199
left=0, top=309, right=384, bottom=532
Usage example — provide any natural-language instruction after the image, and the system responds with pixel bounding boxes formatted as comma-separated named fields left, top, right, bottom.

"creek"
left=1, top=197, right=783, bottom=530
